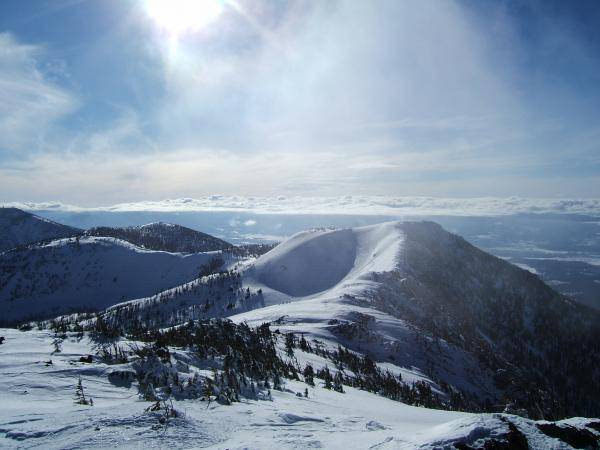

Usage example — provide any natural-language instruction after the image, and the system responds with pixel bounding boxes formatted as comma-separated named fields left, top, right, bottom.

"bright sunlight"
left=144, top=0, right=224, bottom=36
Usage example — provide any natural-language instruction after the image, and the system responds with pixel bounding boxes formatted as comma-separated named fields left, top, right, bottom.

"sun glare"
left=144, top=0, right=224, bottom=36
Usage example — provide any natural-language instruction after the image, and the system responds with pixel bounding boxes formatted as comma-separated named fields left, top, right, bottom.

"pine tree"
left=285, top=332, right=295, bottom=357
left=51, top=337, right=62, bottom=354
left=273, top=373, right=283, bottom=391
left=334, top=371, right=344, bottom=393
left=74, top=377, right=90, bottom=405
left=303, top=364, right=315, bottom=386
left=203, top=378, right=213, bottom=407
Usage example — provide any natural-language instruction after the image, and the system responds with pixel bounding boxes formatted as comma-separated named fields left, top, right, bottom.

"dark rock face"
left=454, top=418, right=529, bottom=450
left=536, top=423, right=599, bottom=449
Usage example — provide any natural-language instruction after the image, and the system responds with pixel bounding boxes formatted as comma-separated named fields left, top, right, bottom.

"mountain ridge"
left=85, top=221, right=232, bottom=253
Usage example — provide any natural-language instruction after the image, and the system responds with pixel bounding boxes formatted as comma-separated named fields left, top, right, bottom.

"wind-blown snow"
left=252, top=228, right=357, bottom=297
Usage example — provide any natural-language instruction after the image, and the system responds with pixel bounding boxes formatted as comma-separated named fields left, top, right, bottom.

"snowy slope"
left=8, top=219, right=597, bottom=427
left=251, top=222, right=400, bottom=297
left=0, top=207, right=81, bottom=252
left=1, top=328, right=598, bottom=449
left=251, top=222, right=400, bottom=299
left=95, top=266, right=265, bottom=329
left=0, top=236, right=222, bottom=325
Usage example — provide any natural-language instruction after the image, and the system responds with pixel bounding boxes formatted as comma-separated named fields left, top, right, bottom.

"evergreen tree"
left=285, top=332, right=296, bottom=357
left=203, top=378, right=213, bottom=407
left=303, top=364, right=315, bottom=386
left=334, top=371, right=344, bottom=393
left=74, top=377, right=90, bottom=405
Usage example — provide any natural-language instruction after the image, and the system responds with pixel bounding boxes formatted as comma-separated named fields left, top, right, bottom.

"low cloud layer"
left=5, top=196, right=600, bottom=217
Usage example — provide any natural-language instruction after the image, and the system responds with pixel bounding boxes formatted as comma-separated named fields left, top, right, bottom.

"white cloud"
left=5, top=196, right=600, bottom=217
left=144, top=1, right=525, bottom=160
left=1, top=143, right=598, bottom=205
left=1, top=2, right=597, bottom=203
left=0, top=33, right=77, bottom=153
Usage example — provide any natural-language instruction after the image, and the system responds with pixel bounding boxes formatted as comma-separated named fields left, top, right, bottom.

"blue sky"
left=0, top=0, right=599, bottom=206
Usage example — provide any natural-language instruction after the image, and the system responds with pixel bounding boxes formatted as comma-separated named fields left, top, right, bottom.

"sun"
left=144, top=0, right=225, bottom=36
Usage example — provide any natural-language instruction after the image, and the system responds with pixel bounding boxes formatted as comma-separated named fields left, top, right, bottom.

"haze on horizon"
left=1, top=0, right=599, bottom=206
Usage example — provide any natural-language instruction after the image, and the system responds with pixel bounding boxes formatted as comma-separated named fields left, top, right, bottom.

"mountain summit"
left=64, top=220, right=599, bottom=419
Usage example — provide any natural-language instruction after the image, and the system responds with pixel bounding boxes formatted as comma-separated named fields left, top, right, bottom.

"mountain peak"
left=238, top=220, right=600, bottom=419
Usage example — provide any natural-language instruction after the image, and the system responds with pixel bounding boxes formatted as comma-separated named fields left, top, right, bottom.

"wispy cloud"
left=0, top=33, right=77, bottom=153
left=0, top=1, right=598, bottom=203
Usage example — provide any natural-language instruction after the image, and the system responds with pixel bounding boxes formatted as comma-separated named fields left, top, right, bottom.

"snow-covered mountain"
left=2, top=220, right=599, bottom=448
left=0, top=207, right=81, bottom=252
left=236, top=222, right=600, bottom=419
left=60, top=221, right=600, bottom=420
left=0, top=236, right=224, bottom=325
left=86, top=222, right=232, bottom=253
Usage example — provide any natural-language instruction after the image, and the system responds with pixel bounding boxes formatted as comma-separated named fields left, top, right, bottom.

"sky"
left=0, top=0, right=599, bottom=206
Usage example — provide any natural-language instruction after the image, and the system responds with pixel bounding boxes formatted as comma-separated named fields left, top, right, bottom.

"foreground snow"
left=1, top=329, right=598, bottom=449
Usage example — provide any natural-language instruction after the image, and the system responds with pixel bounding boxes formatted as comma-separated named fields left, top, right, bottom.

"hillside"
left=86, top=222, right=232, bottom=253
left=0, top=236, right=224, bottom=325
left=0, top=207, right=81, bottom=252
